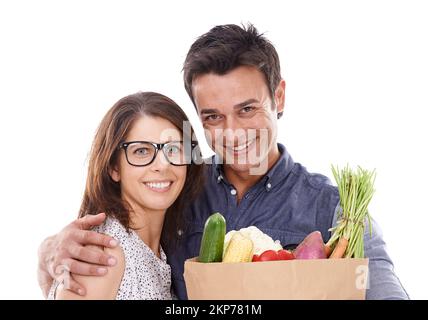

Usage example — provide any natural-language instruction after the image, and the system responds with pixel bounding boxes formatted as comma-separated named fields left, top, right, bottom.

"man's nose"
left=224, top=116, right=239, bottom=132
left=222, top=128, right=248, bottom=148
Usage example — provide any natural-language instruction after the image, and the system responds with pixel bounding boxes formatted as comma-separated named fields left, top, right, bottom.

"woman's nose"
left=149, top=150, right=170, bottom=171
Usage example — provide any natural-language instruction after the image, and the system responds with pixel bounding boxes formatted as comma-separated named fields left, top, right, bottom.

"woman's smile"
left=142, top=180, right=174, bottom=193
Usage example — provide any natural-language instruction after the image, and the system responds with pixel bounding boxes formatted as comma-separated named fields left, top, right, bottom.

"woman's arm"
left=55, top=245, right=125, bottom=300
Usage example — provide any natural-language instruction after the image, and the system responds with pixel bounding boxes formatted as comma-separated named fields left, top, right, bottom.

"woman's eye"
left=135, top=148, right=150, bottom=155
left=166, top=146, right=180, bottom=154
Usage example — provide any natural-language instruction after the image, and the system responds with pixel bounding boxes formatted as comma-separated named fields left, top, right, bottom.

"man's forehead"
left=193, top=66, right=266, bottom=89
left=192, top=69, right=270, bottom=112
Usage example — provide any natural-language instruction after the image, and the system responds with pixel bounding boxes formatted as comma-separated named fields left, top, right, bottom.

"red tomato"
left=277, top=249, right=295, bottom=260
left=252, top=254, right=260, bottom=262
left=258, top=250, right=279, bottom=261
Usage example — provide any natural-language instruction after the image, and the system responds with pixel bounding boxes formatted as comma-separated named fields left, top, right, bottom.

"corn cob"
left=222, top=232, right=254, bottom=263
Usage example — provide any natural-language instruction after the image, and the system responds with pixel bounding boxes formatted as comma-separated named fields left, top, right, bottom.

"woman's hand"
left=37, top=213, right=118, bottom=297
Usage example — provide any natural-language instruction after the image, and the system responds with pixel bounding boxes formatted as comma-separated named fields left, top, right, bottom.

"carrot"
left=324, top=244, right=332, bottom=257
left=329, top=237, right=348, bottom=259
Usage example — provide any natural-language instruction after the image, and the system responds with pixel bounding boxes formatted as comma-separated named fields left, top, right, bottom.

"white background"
left=0, top=0, right=427, bottom=299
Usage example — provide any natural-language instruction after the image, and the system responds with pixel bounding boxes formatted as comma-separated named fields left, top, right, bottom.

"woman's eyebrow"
left=126, top=138, right=181, bottom=144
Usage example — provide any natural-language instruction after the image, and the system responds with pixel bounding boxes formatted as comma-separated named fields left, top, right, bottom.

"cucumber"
left=198, top=212, right=226, bottom=263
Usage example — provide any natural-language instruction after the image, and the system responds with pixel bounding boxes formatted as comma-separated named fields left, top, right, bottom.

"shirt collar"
left=212, top=143, right=295, bottom=190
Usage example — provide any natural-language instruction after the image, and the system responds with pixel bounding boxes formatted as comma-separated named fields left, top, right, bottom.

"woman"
left=48, top=91, right=204, bottom=299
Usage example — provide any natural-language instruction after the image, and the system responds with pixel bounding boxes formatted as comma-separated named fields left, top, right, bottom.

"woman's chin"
left=148, top=193, right=181, bottom=209
left=143, top=199, right=176, bottom=211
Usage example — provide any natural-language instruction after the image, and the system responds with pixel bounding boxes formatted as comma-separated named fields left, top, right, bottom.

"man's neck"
left=223, top=144, right=281, bottom=203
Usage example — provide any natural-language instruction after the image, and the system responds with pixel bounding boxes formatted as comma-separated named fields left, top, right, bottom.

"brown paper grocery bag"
left=184, top=257, right=369, bottom=300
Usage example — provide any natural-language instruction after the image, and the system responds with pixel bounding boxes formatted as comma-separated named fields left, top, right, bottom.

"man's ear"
left=109, top=166, right=120, bottom=183
left=274, top=79, right=286, bottom=119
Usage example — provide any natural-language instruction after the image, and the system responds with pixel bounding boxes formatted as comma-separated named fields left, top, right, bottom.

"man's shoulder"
left=291, top=162, right=338, bottom=193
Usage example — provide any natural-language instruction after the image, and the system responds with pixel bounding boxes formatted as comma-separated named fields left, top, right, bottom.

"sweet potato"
left=293, top=231, right=327, bottom=259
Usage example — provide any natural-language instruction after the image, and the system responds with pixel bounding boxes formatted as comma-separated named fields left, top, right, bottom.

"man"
left=37, top=23, right=409, bottom=300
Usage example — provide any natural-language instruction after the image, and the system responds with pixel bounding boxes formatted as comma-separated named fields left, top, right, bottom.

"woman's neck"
left=128, top=206, right=166, bottom=258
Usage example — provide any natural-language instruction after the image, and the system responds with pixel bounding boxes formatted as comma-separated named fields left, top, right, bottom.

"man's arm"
left=55, top=245, right=125, bottom=300
left=364, top=218, right=410, bottom=300
left=37, top=213, right=119, bottom=298
left=330, top=202, right=409, bottom=299
left=37, top=235, right=57, bottom=297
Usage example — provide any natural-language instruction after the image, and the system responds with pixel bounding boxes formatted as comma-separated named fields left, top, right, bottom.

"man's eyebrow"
left=199, top=99, right=259, bottom=115
left=233, top=98, right=259, bottom=109
left=199, top=108, right=221, bottom=115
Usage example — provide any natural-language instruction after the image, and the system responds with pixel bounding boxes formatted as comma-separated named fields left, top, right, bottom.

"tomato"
left=253, top=249, right=295, bottom=262
left=277, top=249, right=295, bottom=260
left=258, top=250, right=279, bottom=261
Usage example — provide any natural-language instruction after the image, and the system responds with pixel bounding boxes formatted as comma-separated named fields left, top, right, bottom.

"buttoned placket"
left=215, top=167, right=275, bottom=228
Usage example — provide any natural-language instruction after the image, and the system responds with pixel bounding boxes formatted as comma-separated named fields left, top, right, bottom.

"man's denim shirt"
left=167, top=143, right=409, bottom=300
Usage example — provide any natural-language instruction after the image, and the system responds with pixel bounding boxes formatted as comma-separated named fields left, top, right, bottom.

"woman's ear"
left=109, top=166, right=121, bottom=183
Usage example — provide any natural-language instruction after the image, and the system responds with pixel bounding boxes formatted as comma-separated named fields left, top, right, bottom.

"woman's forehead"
left=126, top=116, right=182, bottom=142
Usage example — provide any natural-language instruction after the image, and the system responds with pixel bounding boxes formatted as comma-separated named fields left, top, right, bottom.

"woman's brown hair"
left=79, top=91, right=205, bottom=248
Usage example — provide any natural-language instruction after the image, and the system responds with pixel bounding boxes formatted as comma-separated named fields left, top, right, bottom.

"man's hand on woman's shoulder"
left=37, top=212, right=119, bottom=297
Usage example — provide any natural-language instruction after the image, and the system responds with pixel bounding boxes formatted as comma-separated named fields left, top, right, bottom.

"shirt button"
left=230, top=189, right=237, bottom=196
left=266, top=183, right=272, bottom=189
left=177, top=229, right=183, bottom=236
left=217, top=175, right=223, bottom=183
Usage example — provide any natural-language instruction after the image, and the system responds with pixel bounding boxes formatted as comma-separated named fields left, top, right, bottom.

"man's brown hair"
left=183, top=23, right=283, bottom=118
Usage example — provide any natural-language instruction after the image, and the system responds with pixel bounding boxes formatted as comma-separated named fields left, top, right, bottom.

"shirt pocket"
left=183, top=221, right=204, bottom=237
left=257, top=227, right=307, bottom=251
left=182, top=222, right=205, bottom=257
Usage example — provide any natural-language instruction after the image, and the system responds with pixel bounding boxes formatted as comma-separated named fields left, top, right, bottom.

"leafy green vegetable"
left=326, top=165, right=376, bottom=258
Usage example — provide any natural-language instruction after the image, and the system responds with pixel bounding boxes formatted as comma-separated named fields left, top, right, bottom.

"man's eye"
left=204, top=114, right=221, bottom=121
left=241, top=106, right=255, bottom=113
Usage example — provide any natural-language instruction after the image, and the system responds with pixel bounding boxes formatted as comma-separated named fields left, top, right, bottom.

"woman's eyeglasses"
left=118, top=141, right=196, bottom=166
